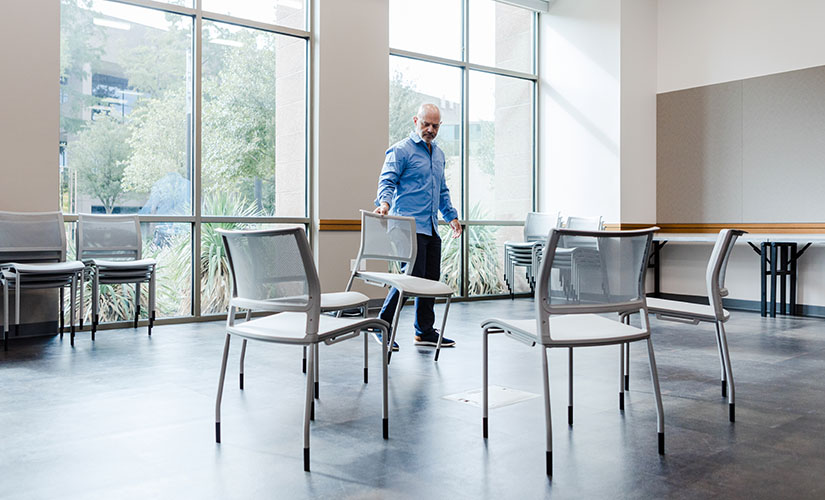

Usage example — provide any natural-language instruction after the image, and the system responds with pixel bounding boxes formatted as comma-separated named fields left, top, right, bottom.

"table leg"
left=790, top=243, right=798, bottom=316
left=770, top=243, right=777, bottom=318
left=760, top=242, right=767, bottom=317
left=779, top=244, right=787, bottom=315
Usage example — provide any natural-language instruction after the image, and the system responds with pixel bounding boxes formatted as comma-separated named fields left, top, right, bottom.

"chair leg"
left=482, top=326, right=489, bottom=438
left=645, top=338, right=665, bottom=455
left=78, top=270, right=85, bottom=330
left=625, top=342, right=631, bottom=391
left=302, top=346, right=307, bottom=373
left=70, top=278, right=76, bottom=347
left=239, top=339, right=247, bottom=390
left=92, top=274, right=99, bottom=341
left=434, top=297, right=451, bottom=362
left=381, top=324, right=389, bottom=440
left=303, top=343, right=316, bottom=471
left=215, top=333, right=231, bottom=444
left=134, top=282, right=141, bottom=329
left=541, top=346, right=553, bottom=477
left=387, top=293, right=405, bottom=365
left=716, top=322, right=736, bottom=422
left=363, top=306, right=369, bottom=384
left=59, top=287, right=65, bottom=337
left=314, top=344, right=319, bottom=399
left=568, top=347, right=573, bottom=426
left=3, top=281, right=9, bottom=351
left=619, top=343, right=625, bottom=411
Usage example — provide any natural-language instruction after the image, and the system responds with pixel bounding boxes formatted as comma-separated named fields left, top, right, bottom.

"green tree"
left=66, top=115, right=132, bottom=214
left=389, top=72, right=420, bottom=146
left=60, top=0, right=105, bottom=135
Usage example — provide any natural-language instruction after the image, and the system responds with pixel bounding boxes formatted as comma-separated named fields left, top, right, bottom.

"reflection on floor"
left=1, top=298, right=824, bottom=499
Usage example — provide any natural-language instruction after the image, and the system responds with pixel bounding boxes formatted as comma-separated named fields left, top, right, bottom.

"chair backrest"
left=536, top=227, right=657, bottom=343
left=706, top=229, right=746, bottom=320
left=77, top=214, right=142, bottom=261
left=0, top=211, right=67, bottom=264
left=523, top=211, right=560, bottom=242
left=353, top=210, right=417, bottom=274
left=219, top=227, right=321, bottom=335
left=562, top=216, right=604, bottom=249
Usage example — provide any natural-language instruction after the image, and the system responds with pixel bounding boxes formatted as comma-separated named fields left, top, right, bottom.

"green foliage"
left=66, top=115, right=132, bottom=213
left=60, top=0, right=105, bottom=135
left=389, top=72, right=420, bottom=146
left=439, top=204, right=503, bottom=296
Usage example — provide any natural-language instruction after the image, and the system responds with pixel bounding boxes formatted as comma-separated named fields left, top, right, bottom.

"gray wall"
left=657, top=65, right=825, bottom=223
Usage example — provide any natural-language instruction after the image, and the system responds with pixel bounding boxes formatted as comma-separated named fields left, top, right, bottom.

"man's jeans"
left=379, top=231, right=442, bottom=337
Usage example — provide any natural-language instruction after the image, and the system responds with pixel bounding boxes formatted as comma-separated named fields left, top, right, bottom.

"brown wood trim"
left=319, top=219, right=361, bottom=231
left=604, top=223, right=825, bottom=234
left=603, top=223, right=657, bottom=231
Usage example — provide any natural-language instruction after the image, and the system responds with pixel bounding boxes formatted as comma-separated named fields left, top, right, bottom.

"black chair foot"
left=302, top=357, right=306, bottom=374
left=239, top=373, right=244, bottom=390
left=434, top=349, right=440, bottom=362
left=625, top=374, right=629, bottom=391
left=658, top=432, right=665, bottom=455
left=483, top=417, right=488, bottom=438
left=383, top=417, right=388, bottom=439
left=729, top=403, right=735, bottom=423
left=304, top=447, right=310, bottom=472
left=310, top=400, right=314, bottom=421
left=215, top=422, right=221, bottom=443
left=546, top=451, right=552, bottom=477
left=71, top=327, right=75, bottom=347
left=387, top=351, right=393, bottom=365
left=568, top=405, right=573, bottom=426
left=722, top=380, right=727, bottom=398
left=314, top=381, right=319, bottom=399
left=619, top=392, right=624, bottom=411
left=363, top=367, right=368, bottom=384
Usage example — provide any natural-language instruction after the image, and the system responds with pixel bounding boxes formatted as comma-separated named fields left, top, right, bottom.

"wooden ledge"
left=319, top=219, right=361, bottom=231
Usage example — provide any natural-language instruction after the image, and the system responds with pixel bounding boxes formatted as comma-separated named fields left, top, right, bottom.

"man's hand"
left=449, top=218, right=462, bottom=239
left=374, top=202, right=390, bottom=215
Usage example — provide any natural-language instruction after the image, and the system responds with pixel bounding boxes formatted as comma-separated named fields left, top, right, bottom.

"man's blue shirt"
left=375, top=131, right=459, bottom=236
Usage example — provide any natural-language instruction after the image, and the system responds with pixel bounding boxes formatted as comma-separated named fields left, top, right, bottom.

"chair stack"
left=503, top=212, right=560, bottom=299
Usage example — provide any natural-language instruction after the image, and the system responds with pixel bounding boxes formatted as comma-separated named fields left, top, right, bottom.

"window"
left=60, top=0, right=309, bottom=322
left=389, top=0, right=537, bottom=297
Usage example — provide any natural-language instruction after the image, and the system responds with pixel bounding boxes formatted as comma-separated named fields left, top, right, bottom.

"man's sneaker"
left=414, top=330, right=456, bottom=347
left=370, top=330, right=399, bottom=351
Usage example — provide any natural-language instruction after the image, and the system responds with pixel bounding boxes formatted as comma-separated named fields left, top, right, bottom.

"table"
left=650, top=233, right=825, bottom=318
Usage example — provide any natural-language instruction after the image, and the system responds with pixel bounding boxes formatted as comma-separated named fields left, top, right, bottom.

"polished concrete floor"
left=1, top=299, right=824, bottom=499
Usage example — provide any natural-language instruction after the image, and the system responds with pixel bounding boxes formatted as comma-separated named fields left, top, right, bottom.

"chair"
left=215, top=227, right=390, bottom=471
left=76, top=214, right=157, bottom=339
left=345, top=210, right=454, bottom=362
left=552, top=216, right=604, bottom=299
left=481, top=227, right=664, bottom=476
left=640, top=229, right=745, bottom=422
left=1, top=211, right=85, bottom=350
left=503, top=212, right=560, bottom=298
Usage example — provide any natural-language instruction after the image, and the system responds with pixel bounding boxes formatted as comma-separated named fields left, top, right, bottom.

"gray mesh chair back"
left=523, top=212, right=560, bottom=242
left=538, top=228, right=654, bottom=343
left=0, top=211, right=67, bottom=264
left=354, top=210, right=417, bottom=273
left=561, top=216, right=603, bottom=249
left=221, top=227, right=320, bottom=334
left=77, top=214, right=142, bottom=261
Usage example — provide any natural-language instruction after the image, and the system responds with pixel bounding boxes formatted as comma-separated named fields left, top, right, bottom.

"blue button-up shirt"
left=375, top=131, right=459, bottom=236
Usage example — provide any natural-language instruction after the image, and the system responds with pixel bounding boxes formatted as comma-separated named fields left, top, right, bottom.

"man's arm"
left=374, top=148, right=401, bottom=215
left=438, top=166, right=461, bottom=238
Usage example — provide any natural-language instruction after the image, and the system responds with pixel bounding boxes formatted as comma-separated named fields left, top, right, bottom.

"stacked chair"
left=482, top=226, right=665, bottom=477
left=76, top=214, right=157, bottom=338
left=214, top=227, right=390, bottom=471
left=503, top=212, right=560, bottom=299
left=0, top=211, right=84, bottom=349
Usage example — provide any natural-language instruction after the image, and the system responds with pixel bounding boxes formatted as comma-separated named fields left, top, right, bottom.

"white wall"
left=619, top=0, right=657, bottom=224
left=658, top=0, right=825, bottom=93
left=313, top=0, right=389, bottom=298
left=539, top=0, right=621, bottom=222
left=657, top=0, right=825, bottom=308
left=0, top=1, right=59, bottom=211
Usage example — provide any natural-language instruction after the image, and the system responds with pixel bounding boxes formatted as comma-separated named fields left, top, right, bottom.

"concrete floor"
left=1, top=299, right=824, bottom=499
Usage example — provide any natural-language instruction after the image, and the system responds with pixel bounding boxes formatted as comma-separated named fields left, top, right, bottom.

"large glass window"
left=60, top=0, right=310, bottom=323
left=390, top=0, right=537, bottom=298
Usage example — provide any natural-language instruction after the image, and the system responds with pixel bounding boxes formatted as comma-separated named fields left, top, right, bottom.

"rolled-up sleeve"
left=438, top=171, right=458, bottom=222
left=375, top=147, right=401, bottom=207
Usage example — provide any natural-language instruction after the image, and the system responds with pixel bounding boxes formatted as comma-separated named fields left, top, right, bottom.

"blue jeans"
left=379, top=230, right=442, bottom=337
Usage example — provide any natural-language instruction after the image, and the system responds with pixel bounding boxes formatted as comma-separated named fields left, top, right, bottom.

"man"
left=374, top=103, right=462, bottom=351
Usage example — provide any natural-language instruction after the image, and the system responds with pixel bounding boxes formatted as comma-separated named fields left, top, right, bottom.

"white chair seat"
left=355, top=271, right=453, bottom=296
left=320, top=291, right=369, bottom=311
left=647, top=297, right=729, bottom=322
left=3, top=261, right=84, bottom=274
left=89, top=258, right=156, bottom=270
left=228, top=312, right=380, bottom=345
left=483, top=314, right=649, bottom=347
